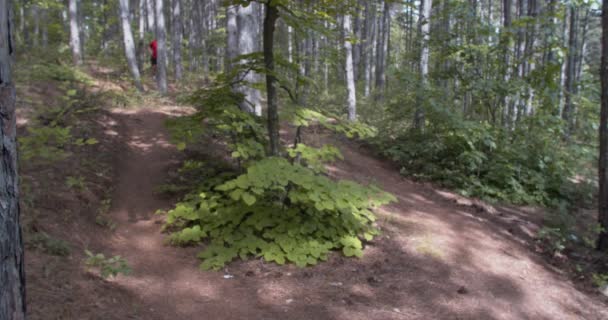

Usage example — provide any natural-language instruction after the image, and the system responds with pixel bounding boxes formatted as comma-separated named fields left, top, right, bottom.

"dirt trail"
left=99, top=106, right=608, bottom=320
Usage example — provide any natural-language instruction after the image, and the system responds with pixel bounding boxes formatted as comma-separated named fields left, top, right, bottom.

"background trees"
left=5, top=0, right=608, bottom=291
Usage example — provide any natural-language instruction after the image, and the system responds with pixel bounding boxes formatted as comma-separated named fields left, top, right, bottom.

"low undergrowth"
left=163, top=81, right=395, bottom=270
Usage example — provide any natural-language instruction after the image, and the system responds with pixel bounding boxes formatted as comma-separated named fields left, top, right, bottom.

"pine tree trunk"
left=0, top=0, right=25, bottom=317
left=344, top=14, right=357, bottom=121
left=119, top=0, right=144, bottom=91
left=598, top=0, right=608, bottom=251
left=415, top=0, right=433, bottom=130
left=263, top=3, right=280, bottom=156
left=69, top=0, right=82, bottom=65
left=155, top=0, right=168, bottom=94
left=172, top=0, right=182, bottom=80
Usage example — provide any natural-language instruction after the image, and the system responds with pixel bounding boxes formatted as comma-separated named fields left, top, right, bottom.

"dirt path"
left=98, top=106, right=608, bottom=320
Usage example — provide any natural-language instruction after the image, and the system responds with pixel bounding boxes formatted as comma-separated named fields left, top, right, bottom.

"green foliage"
left=290, top=108, right=378, bottom=139
left=19, top=125, right=73, bottom=162
left=592, top=273, right=608, bottom=288
left=376, top=114, right=592, bottom=206
left=168, top=85, right=267, bottom=164
left=30, top=63, right=94, bottom=85
left=165, top=157, right=395, bottom=270
left=26, top=232, right=71, bottom=257
left=84, top=250, right=132, bottom=279
left=66, top=176, right=87, bottom=191
left=287, top=144, right=343, bottom=173
left=165, top=82, right=394, bottom=270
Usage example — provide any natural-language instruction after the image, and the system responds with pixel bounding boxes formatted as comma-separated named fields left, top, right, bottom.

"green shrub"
left=375, top=114, right=591, bottom=206
left=164, top=82, right=395, bottom=270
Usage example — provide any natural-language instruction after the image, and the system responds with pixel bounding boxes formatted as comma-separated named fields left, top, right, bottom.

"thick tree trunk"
left=69, top=0, right=82, bottom=65
left=119, top=0, right=144, bottom=91
left=415, top=0, right=433, bottom=130
left=0, top=0, right=25, bottom=317
left=263, top=4, right=280, bottom=156
left=155, top=0, right=168, bottom=94
left=598, top=0, right=608, bottom=251
left=172, top=0, right=182, bottom=80
left=344, top=14, right=357, bottom=121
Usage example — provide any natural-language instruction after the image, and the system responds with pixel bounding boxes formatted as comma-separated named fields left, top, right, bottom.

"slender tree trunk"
left=146, top=0, right=155, bottom=31
left=138, top=0, right=146, bottom=72
left=0, top=0, right=25, bottom=317
left=344, top=14, right=357, bottom=121
left=263, top=4, right=280, bottom=156
left=562, top=4, right=578, bottom=135
left=119, top=0, right=144, bottom=91
left=375, top=1, right=390, bottom=95
left=598, top=0, right=608, bottom=251
left=41, top=9, right=48, bottom=47
left=237, top=2, right=262, bottom=115
left=69, top=0, right=82, bottom=65
left=172, top=0, right=182, bottom=80
left=364, top=2, right=376, bottom=97
left=32, top=5, right=39, bottom=47
left=415, top=0, right=433, bottom=130
left=155, top=0, right=168, bottom=94
left=575, top=7, right=589, bottom=88
left=226, top=4, right=238, bottom=71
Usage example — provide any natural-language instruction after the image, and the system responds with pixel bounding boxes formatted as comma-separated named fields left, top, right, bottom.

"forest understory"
left=17, top=61, right=608, bottom=320
left=3, top=0, right=608, bottom=319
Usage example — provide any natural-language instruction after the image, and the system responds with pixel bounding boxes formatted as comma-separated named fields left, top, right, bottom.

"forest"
left=1, top=0, right=608, bottom=318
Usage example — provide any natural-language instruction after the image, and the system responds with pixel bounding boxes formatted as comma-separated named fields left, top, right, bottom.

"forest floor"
left=21, top=65, right=608, bottom=319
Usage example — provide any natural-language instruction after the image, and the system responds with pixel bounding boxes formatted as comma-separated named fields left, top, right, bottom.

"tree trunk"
left=562, top=4, right=578, bottom=135
left=119, top=0, right=144, bottom=91
left=364, top=2, right=376, bottom=98
left=375, top=1, right=390, bottom=95
left=598, top=0, right=608, bottom=251
left=344, top=14, right=357, bottom=121
left=0, top=0, right=25, bottom=317
left=415, top=0, right=433, bottom=130
left=69, top=0, right=82, bottom=65
left=263, top=3, right=280, bottom=156
left=155, top=0, right=168, bottom=94
left=172, top=0, right=182, bottom=80
left=237, top=2, right=262, bottom=116
left=146, top=0, right=155, bottom=31
left=226, top=4, right=238, bottom=71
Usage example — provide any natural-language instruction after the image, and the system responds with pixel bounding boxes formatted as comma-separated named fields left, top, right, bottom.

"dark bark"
left=598, top=0, right=608, bottom=251
left=264, top=4, right=280, bottom=156
left=0, top=0, right=25, bottom=317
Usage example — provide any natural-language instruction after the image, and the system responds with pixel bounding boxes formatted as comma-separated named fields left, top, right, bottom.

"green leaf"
left=242, top=192, right=256, bottom=206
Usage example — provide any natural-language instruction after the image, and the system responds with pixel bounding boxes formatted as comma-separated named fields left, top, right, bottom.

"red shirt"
left=149, top=40, right=158, bottom=59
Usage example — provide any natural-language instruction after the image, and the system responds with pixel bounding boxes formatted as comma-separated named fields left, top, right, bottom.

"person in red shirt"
left=149, top=40, right=158, bottom=75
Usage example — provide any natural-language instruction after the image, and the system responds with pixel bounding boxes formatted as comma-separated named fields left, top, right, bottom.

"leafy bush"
left=375, top=114, right=592, bottom=205
left=164, top=82, right=395, bottom=270
left=166, top=157, right=394, bottom=270
left=26, top=232, right=71, bottom=256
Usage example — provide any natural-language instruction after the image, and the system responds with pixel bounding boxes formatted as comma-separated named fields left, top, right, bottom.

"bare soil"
left=24, top=101, right=608, bottom=319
